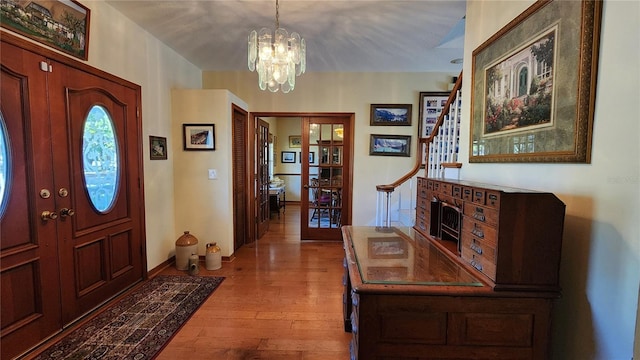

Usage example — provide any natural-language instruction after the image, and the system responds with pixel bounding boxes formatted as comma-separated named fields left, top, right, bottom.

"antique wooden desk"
left=342, top=178, right=565, bottom=359
left=342, top=226, right=555, bottom=359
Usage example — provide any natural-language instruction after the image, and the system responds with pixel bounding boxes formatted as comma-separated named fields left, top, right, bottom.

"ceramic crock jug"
left=188, top=254, right=199, bottom=275
left=205, top=242, right=222, bottom=270
left=175, top=231, right=198, bottom=271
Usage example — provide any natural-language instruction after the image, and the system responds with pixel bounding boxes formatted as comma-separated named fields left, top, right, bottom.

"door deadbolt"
left=60, top=208, right=75, bottom=218
left=40, top=189, right=51, bottom=199
left=41, top=211, right=58, bottom=221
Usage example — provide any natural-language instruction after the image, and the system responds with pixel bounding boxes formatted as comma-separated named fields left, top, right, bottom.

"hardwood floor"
left=156, top=204, right=351, bottom=359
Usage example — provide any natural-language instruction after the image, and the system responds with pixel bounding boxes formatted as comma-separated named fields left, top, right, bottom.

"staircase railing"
left=375, top=73, right=463, bottom=227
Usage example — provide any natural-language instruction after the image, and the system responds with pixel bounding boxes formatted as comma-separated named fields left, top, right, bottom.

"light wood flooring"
left=156, top=204, right=351, bottom=359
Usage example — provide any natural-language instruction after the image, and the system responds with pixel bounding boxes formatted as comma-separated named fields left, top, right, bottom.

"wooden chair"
left=311, top=178, right=332, bottom=220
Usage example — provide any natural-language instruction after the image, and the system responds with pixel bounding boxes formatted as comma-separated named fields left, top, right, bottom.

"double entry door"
left=0, top=37, right=145, bottom=359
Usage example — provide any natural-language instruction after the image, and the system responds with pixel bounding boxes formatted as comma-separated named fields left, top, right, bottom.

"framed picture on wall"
left=149, top=136, right=167, bottom=160
left=369, top=134, right=411, bottom=157
left=370, top=104, right=412, bottom=126
left=469, top=0, right=601, bottom=163
left=418, top=92, right=450, bottom=138
left=281, top=151, right=296, bottom=163
left=0, top=0, right=91, bottom=60
left=183, top=123, right=215, bottom=150
left=289, top=136, right=302, bottom=148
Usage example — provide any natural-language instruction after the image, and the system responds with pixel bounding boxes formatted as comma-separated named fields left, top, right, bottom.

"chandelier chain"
left=275, top=0, right=280, bottom=29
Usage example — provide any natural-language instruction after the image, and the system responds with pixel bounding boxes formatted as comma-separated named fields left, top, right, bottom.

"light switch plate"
left=208, top=169, right=217, bottom=180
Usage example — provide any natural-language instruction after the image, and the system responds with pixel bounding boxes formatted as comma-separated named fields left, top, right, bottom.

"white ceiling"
left=106, top=0, right=466, bottom=73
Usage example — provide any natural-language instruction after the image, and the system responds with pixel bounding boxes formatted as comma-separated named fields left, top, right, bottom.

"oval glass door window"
left=82, top=106, right=120, bottom=212
left=0, top=113, right=10, bottom=217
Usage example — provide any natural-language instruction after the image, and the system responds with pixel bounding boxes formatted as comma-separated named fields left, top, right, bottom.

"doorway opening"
left=249, top=112, right=353, bottom=242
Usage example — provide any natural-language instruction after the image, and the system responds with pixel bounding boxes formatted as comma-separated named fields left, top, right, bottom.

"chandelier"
left=247, top=0, right=306, bottom=93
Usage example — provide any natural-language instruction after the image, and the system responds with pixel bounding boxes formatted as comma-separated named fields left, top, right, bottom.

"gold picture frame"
left=1, top=0, right=90, bottom=60
left=288, top=135, right=301, bottom=148
left=470, top=0, right=602, bottom=163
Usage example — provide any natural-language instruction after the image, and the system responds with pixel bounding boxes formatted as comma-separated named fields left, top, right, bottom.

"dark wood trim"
left=1, top=31, right=139, bottom=90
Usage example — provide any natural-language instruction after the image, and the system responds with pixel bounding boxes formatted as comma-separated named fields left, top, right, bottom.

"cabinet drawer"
left=463, top=203, right=498, bottom=227
left=462, top=235, right=496, bottom=263
left=417, top=196, right=429, bottom=210
left=415, top=215, right=428, bottom=233
left=472, top=188, right=486, bottom=205
left=461, top=248, right=497, bottom=280
left=440, top=182, right=452, bottom=196
left=452, top=184, right=462, bottom=199
left=426, top=179, right=435, bottom=190
left=486, top=190, right=501, bottom=209
left=462, top=186, right=473, bottom=201
left=462, top=218, right=497, bottom=247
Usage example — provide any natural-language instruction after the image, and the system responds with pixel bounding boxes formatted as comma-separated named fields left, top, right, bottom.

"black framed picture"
left=281, top=151, right=296, bottom=163
left=370, top=104, right=412, bottom=126
left=149, top=136, right=167, bottom=160
left=369, top=134, right=411, bottom=157
left=183, top=123, right=215, bottom=151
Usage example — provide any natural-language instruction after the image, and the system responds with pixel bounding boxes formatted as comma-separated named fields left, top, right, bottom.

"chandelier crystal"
left=248, top=0, right=306, bottom=93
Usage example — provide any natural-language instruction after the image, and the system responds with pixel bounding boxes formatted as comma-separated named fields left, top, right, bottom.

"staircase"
left=376, top=73, right=463, bottom=227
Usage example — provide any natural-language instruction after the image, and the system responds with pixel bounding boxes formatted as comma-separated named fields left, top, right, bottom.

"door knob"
left=41, top=211, right=58, bottom=221
left=60, top=208, right=75, bottom=218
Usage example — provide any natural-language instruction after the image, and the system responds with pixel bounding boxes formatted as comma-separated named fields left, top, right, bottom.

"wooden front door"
left=52, top=63, right=145, bottom=324
left=0, top=40, right=63, bottom=360
left=1, top=36, right=145, bottom=358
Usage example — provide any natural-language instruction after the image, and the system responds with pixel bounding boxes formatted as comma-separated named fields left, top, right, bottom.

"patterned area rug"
left=33, top=275, right=224, bottom=360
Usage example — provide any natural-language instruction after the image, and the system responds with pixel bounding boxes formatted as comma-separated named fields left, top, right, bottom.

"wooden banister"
left=376, top=72, right=463, bottom=193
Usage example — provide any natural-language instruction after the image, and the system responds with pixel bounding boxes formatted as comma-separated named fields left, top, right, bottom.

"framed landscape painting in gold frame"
left=469, top=0, right=602, bottom=163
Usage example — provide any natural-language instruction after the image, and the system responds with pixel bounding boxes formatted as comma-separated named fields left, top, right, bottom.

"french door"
left=1, top=37, right=145, bottom=358
left=301, top=116, right=351, bottom=240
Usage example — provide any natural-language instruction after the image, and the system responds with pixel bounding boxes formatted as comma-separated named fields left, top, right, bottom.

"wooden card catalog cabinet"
left=416, top=178, right=566, bottom=292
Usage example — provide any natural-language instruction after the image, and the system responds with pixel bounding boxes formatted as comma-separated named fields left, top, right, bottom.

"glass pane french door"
left=301, top=116, right=349, bottom=240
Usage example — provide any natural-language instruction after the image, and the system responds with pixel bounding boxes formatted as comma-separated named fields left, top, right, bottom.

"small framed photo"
left=149, top=136, right=167, bottom=160
left=289, top=135, right=302, bottom=148
left=370, top=104, right=412, bottom=126
left=281, top=151, right=296, bottom=163
left=183, top=124, right=215, bottom=151
left=369, top=134, right=411, bottom=157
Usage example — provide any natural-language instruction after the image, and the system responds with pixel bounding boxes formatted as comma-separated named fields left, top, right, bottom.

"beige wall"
left=462, top=1, right=639, bottom=359
left=273, top=117, right=303, bottom=202
left=171, top=90, right=248, bottom=257
left=203, top=71, right=458, bottom=225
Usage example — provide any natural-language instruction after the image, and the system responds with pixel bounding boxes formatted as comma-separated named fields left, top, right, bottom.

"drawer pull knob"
left=351, top=291, right=359, bottom=306
left=471, top=227, right=484, bottom=238
left=470, top=243, right=483, bottom=255
left=473, top=212, right=486, bottom=221
left=471, top=260, right=483, bottom=271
